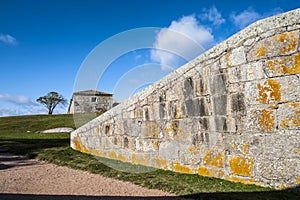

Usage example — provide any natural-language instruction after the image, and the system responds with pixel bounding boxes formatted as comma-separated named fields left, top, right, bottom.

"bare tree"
left=36, top=91, right=67, bottom=115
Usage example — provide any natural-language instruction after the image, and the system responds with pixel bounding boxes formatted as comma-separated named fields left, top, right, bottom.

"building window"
left=91, top=97, right=97, bottom=102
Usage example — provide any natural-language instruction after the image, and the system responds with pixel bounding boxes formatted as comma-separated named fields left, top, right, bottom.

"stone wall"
left=71, top=9, right=300, bottom=188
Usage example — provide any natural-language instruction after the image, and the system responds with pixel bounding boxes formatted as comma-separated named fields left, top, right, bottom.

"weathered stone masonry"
left=71, top=9, right=300, bottom=188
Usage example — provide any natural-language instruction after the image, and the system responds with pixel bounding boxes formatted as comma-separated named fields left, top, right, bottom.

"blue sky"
left=0, top=0, right=299, bottom=116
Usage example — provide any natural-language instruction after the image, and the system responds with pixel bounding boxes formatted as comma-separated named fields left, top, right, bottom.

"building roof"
left=72, top=90, right=113, bottom=96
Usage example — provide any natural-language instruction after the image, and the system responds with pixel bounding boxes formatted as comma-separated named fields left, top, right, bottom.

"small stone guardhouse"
left=68, top=90, right=114, bottom=114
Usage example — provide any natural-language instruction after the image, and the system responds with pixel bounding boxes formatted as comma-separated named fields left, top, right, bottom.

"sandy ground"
left=0, top=152, right=184, bottom=200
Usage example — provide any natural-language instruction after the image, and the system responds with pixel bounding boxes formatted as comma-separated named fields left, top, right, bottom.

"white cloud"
left=231, top=7, right=283, bottom=29
left=0, top=34, right=17, bottom=45
left=200, top=6, right=225, bottom=26
left=151, top=15, right=214, bottom=71
left=0, top=94, right=34, bottom=105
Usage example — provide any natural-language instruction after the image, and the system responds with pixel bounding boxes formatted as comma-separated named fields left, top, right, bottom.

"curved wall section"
left=71, top=9, right=300, bottom=188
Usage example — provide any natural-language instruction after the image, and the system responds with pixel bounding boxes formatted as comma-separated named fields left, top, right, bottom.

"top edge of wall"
left=74, top=8, right=300, bottom=131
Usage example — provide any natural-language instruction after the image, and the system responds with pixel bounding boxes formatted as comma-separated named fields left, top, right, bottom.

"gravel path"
left=0, top=152, right=184, bottom=200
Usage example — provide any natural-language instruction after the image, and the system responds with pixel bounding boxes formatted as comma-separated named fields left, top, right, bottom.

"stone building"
left=68, top=90, right=114, bottom=114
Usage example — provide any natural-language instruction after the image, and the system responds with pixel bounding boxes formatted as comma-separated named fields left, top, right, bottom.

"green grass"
left=0, top=114, right=299, bottom=199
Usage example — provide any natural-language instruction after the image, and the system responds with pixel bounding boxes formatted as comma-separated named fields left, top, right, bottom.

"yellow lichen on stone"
left=269, top=104, right=279, bottom=109
left=74, top=134, right=90, bottom=153
left=153, top=158, right=168, bottom=170
left=74, top=134, right=81, bottom=151
left=288, top=102, right=299, bottom=108
left=266, top=53, right=300, bottom=75
left=117, top=153, right=129, bottom=162
left=152, top=141, right=159, bottom=150
left=203, top=150, right=224, bottom=168
left=225, top=176, right=255, bottom=185
left=189, top=146, right=200, bottom=155
left=243, top=144, right=249, bottom=155
left=132, top=153, right=149, bottom=166
left=256, top=46, right=266, bottom=58
left=259, top=109, right=275, bottom=131
left=225, top=53, right=232, bottom=67
left=109, top=151, right=117, bottom=159
left=256, top=79, right=281, bottom=104
left=229, top=156, right=254, bottom=177
left=90, top=149, right=106, bottom=157
left=231, top=143, right=236, bottom=148
left=281, top=109, right=300, bottom=129
left=294, top=148, right=299, bottom=153
left=172, top=160, right=194, bottom=174
left=198, top=166, right=212, bottom=177
left=273, top=31, right=299, bottom=54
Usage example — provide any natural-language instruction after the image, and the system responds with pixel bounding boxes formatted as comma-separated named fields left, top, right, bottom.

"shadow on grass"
left=1, top=191, right=300, bottom=200
left=0, top=194, right=182, bottom=200
left=0, top=138, right=69, bottom=158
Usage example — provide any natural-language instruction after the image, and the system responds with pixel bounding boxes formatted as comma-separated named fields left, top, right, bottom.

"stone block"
left=210, top=74, right=228, bottom=95
left=264, top=53, right=300, bottom=77
left=248, top=30, right=299, bottom=61
left=278, top=102, right=300, bottom=129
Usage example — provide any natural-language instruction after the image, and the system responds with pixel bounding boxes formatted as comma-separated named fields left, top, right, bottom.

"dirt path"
left=0, top=152, right=184, bottom=200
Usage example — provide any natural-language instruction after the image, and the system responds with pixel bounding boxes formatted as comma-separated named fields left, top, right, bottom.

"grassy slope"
left=0, top=114, right=299, bottom=199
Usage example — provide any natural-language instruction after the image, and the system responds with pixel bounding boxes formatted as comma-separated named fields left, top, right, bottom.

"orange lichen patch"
left=203, top=150, right=224, bottom=168
left=132, top=153, right=149, bottom=166
left=189, top=146, right=201, bottom=155
left=256, top=79, right=281, bottom=104
left=288, top=102, right=300, bottom=108
left=294, top=148, right=299, bottom=153
left=269, top=104, right=279, bottom=109
left=295, top=177, right=300, bottom=184
left=152, top=141, right=159, bottom=150
left=273, top=31, right=299, bottom=54
left=243, top=144, right=249, bottom=155
left=225, top=176, right=255, bottom=185
left=256, top=46, right=266, bottom=58
left=229, top=156, right=254, bottom=177
left=198, top=166, right=212, bottom=177
left=280, top=109, right=300, bottom=129
left=153, top=158, right=168, bottom=170
left=74, top=134, right=90, bottom=153
left=108, top=151, right=117, bottom=159
left=266, top=53, right=300, bottom=75
left=117, top=154, right=129, bottom=162
left=172, top=160, right=194, bottom=174
left=95, top=127, right=99, bottom=134
left=277, top=185, right=288, bottom=190
left=259, top=109, right=275, bottom=131
left=225, top=53, right=232, bottom=67
left=90, top=149, right=106, bottom=157
left=74, top=135, right=81, bottom=151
